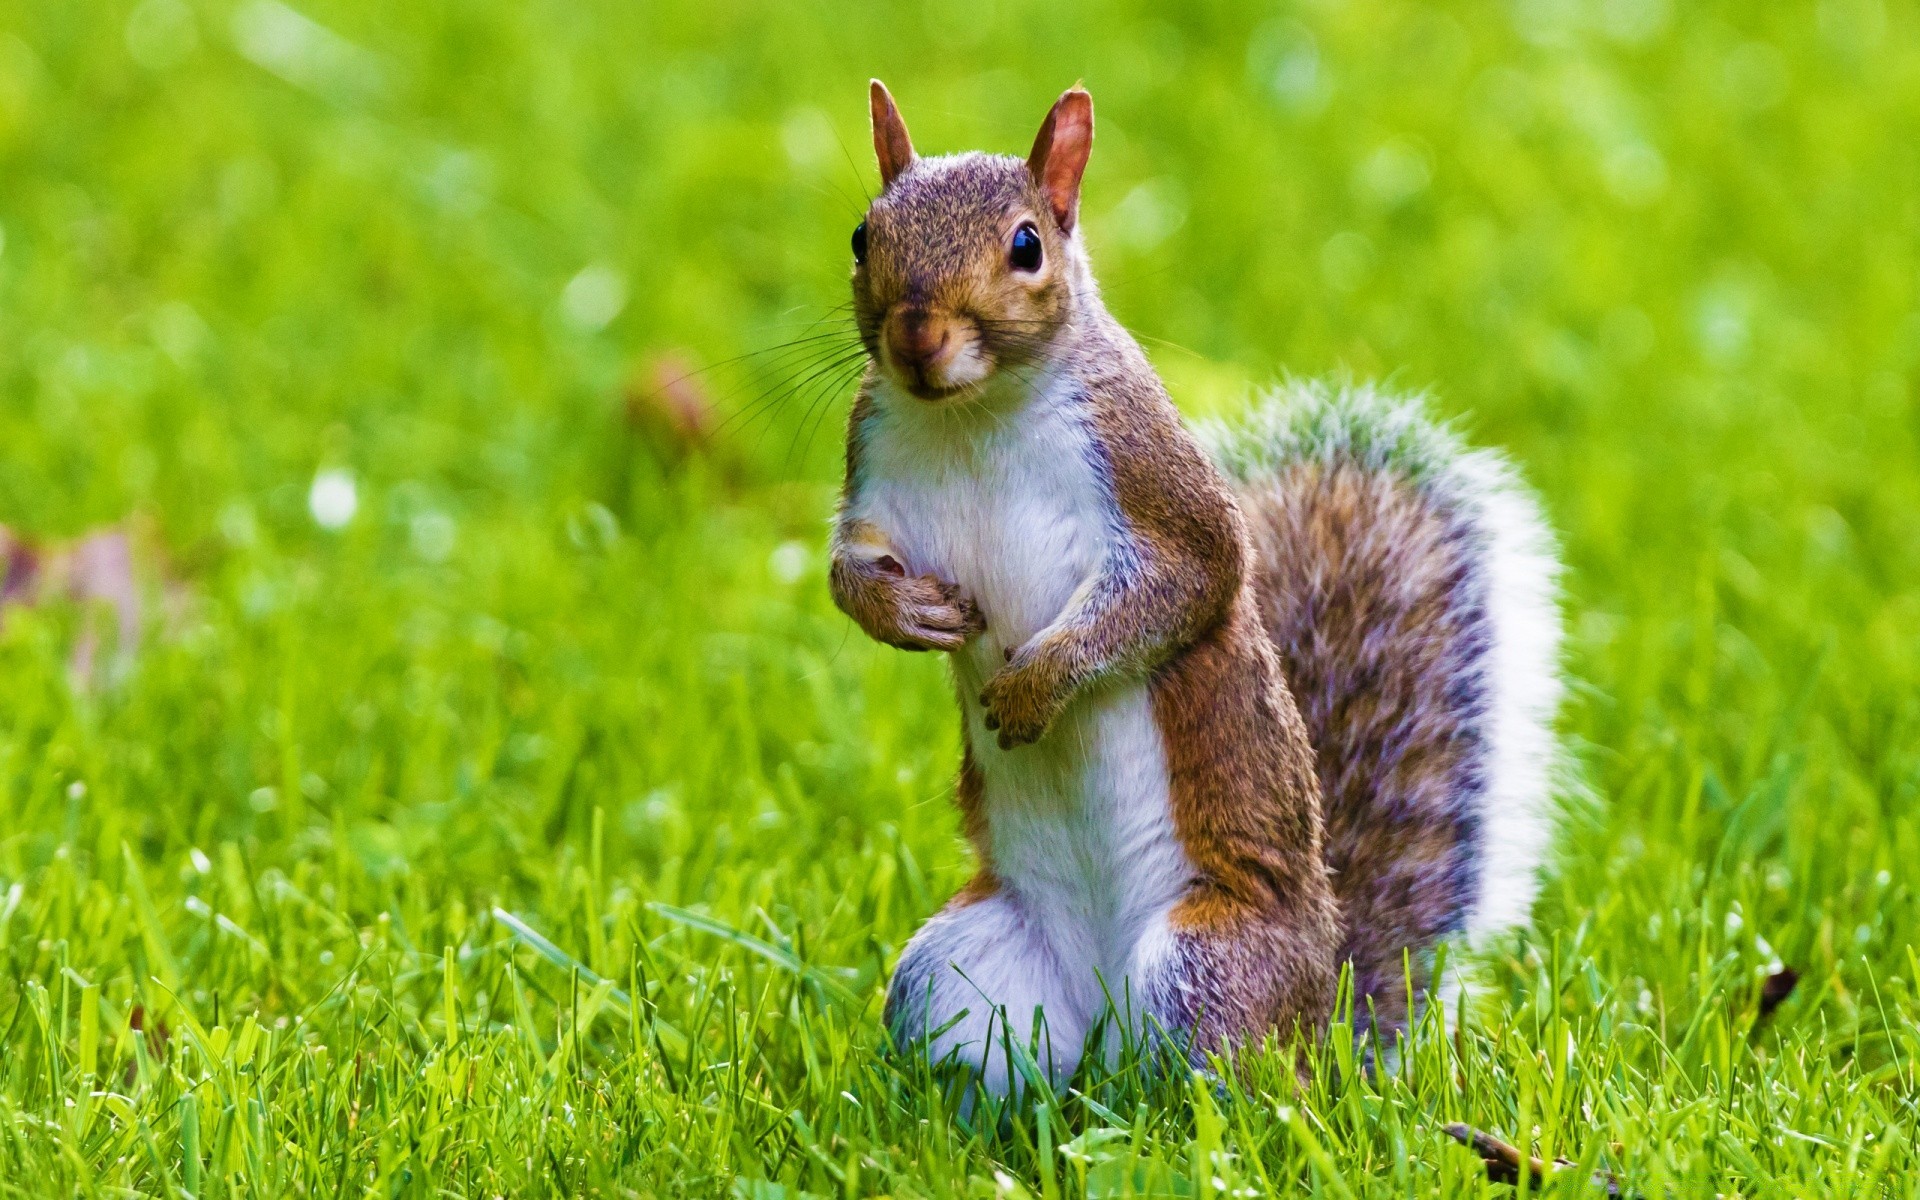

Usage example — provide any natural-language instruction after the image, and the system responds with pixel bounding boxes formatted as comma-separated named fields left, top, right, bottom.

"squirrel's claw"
left=977, top=646, right=1069, bottom=749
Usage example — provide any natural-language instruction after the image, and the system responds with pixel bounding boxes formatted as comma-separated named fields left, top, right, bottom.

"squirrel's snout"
left=880, top=307, right=989, bottom=399
left=888, top=310, right=949, bottom=366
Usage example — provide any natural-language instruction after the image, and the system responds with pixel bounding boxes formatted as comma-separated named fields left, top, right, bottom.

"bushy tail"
left=1201, top=381, right=1565, bottom=1026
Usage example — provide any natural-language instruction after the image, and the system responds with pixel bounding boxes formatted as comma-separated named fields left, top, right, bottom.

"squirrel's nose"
left=885, top=309, right=953, bottom=370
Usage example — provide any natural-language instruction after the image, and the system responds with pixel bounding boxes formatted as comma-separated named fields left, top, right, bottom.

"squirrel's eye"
left=1009, top=223, right=1043, bottom=272
left=851, top=221, right=868, bottom=265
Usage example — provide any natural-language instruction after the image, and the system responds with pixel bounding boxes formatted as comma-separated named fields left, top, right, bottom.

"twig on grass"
left=1442, top=1123, right=1631, bottom=1196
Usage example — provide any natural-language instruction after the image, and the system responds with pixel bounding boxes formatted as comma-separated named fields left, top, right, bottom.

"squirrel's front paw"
left=832, top=554, right=985, bottom=652
left=979, top=645, right=1072, bottom=749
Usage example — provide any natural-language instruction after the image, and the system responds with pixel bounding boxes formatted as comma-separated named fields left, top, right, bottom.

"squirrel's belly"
left=968, top=680, right=1196, bottom=978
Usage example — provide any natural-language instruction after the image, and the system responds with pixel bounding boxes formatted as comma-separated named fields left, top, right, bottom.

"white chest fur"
left=853, top=379, right=1195, bottom=1039
left=855, top=377, right=1106, bottom=678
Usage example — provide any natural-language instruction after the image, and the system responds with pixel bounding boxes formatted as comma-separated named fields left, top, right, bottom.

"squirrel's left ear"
left=870, top=80, right=916, bottom=188
left=1027, top=86, right=1093, bottom=234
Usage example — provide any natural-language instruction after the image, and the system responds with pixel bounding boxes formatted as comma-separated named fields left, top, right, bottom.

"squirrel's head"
left=851, top=81, right=1094, bottom=402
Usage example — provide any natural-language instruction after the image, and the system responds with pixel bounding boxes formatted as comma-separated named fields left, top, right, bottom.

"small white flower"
left=308, top=468, right=358, bottom=529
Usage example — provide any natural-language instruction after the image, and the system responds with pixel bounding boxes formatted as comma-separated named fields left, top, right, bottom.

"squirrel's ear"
left=869, top=80, right=916, bottom=188
left=1027, top=86, right=1093, bottom=233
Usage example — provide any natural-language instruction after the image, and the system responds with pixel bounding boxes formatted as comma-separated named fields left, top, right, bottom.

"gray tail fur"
left=1201, top=380, right=1565, bottom=1026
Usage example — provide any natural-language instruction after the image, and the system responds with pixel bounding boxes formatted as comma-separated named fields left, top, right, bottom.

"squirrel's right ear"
left=869, top=80, right=916, bottom=188
left=1028, top=87, right=1093, bottom=234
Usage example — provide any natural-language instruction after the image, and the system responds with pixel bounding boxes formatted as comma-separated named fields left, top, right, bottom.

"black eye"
left=1009, top=223, right=1043, bottom=271
left=851, top=221, right=868, bottom=264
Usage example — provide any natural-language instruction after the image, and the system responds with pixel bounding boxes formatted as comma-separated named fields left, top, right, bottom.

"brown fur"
left=1147, top=593, right=1341, bottom=1054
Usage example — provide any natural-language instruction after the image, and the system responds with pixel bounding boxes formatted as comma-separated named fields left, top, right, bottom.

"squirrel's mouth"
left=894, top=355, right=997, bottom=400
left=901, top=378, right=978, bottom=401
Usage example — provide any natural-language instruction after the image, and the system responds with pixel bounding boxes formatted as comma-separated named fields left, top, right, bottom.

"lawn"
left=3, top=0, right=1919, bottom=1194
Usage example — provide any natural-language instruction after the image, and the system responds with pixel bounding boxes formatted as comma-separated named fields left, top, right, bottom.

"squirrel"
left=829, top=81, right=1565, bottom=1095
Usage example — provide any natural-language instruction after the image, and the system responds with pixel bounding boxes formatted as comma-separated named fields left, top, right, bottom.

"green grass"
left=3, top=0, right=1920, bottom=1194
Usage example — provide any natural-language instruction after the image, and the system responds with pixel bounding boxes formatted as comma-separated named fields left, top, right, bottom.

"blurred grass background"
left=2, top=0, right=1919, bottom=1194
